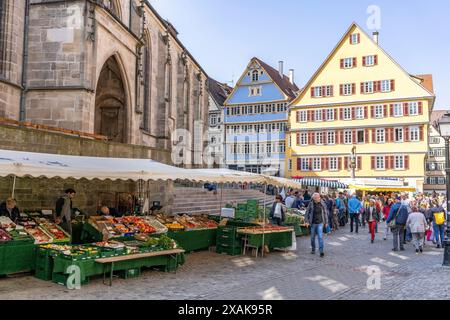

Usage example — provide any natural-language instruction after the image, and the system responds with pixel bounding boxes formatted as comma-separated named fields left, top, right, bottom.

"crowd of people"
left=270, top=189, right=448, bottom=258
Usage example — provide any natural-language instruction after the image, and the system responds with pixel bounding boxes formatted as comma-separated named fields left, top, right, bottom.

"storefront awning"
left=349, top=185, right=416, bottom=192
left=293, top=178, right=348, bottom=189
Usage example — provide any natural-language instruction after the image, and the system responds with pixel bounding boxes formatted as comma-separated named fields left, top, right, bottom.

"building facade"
left=224, top=58, right=298, bottom=176
left=206, top=78, right=232, bottom=168
left=0, top=0, right=209, bottom=166
left=286, top=23, right=435, bottom=192
left=424, top=111, right=448, bottom=194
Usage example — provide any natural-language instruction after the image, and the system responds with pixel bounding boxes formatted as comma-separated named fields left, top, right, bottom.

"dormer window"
left=252, top=70, right=259, bottom=82
left=350, top=33, right=360, bottom=45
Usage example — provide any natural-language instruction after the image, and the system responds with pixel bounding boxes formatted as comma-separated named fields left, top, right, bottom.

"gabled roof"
left=430, top=110, right=450, bottom=130
left=253, top=58, right=299, bottom=99
left=207, top=78, right=233, bottom=107
left=290, top=22, right=436, bottom=106
left=414, top=74, right=434, bottom=93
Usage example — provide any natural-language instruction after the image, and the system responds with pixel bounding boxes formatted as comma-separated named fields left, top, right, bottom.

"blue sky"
left=150, top=0, right=450, bottom=109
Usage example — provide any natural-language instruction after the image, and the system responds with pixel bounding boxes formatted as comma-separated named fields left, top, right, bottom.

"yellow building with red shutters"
left=285, top=23, right=435, bottom=191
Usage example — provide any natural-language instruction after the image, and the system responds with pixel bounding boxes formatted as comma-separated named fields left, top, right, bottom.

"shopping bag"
left=426, top=229, right=432, bottom=241
left=434, top=212, right=446, bottom=225
left=324, top=225, right=331, bottom=234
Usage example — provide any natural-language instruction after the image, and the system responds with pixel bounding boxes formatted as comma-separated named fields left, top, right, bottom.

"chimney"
left=278, top=61, right=284, bottom=78
left=289, top=69, right=294, bottom=84
left=373, top=31, right=379, bottom=44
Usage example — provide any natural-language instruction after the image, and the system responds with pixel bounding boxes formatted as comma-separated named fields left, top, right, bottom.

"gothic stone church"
left=0, top=0, right=209, bottom=159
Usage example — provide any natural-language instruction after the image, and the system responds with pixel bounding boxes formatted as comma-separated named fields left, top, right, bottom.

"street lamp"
left=437, top=113, right=450, bottom=266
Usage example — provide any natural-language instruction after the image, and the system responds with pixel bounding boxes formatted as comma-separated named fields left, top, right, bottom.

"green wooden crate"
left=118, top=268, right=141, bottom=279
left=0, top=242, right=36, bottom=275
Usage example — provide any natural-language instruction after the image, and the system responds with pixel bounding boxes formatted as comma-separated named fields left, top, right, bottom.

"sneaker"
left=415, top=249, right=419, bottom=254
left=371, top=240, right=374, bottom=244
left=400, top=247, right=405, bottom=251
left=419, top=248, right=423, bottom=253
left=311, top=250, right=315, bottom=254
left=392, top=248, right=398, bottom=252
left=320, top=253, right=325, bottom=258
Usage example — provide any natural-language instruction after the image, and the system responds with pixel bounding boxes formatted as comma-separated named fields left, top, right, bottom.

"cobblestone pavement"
left=1, top=225, right=449, bottom=300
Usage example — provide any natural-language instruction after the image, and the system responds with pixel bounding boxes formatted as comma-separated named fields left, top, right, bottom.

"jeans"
left=434, top=223, right=446, bottom=246
left=384, top=220, right=390, bottom=239
left=368, top=221, right=377, bottom=241
left=412, top=233, right=425, bottom=250
left=392, top=225, right=405, bottom=250
left=405, top=227, right=412, bottom=242
left=350, top=213, right=359, bottom=233
left=310, top=223, right=324, bottom=254
left=338, top=208, right=345, bottom=226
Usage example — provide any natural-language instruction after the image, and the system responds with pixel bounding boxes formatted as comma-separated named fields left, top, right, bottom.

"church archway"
left=94, top=55, right=128, bottom=143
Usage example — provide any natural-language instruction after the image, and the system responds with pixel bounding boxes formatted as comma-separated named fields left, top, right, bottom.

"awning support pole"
left=12, top=175, right=16, bottom=199
left=219, top=183, right=223, bottom=212
left=262, top=183, right=268, bottom=258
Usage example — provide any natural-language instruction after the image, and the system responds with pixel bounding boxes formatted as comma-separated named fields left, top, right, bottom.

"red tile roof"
left=254, top=58, right=299, bottom=99
left=414, top=74, right=434, bottom=93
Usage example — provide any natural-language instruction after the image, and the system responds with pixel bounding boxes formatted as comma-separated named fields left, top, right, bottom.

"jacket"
left=292, top=197, right=304, bottom=209
left=348, top=196, right=362, bottom=214
left=364, top=206, right=380, bottom=223
left=270, top=202, right=286, bottom=221
left=0, top=202, right=19, bottom=223
left=382, top=205, right=392, bottom=220
left=55, top=196, right=73, bottom=222
left=306, top=200, right=328, bottom=226
left=336, top=197, right=346, bottom=210
left=406, top=211, right=428, bottom=234
left=387, top=203, right=409, bottom=226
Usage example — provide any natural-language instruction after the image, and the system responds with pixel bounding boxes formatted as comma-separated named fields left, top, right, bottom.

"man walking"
left=348, top=194, right=362, bottom=234
left=269, top=195, right=286, bottom=226
left=306, top=193, right=328, bottom=257
left=386, top=197, right=409, bottom=251
left=406, top=205, right=428, bottom=254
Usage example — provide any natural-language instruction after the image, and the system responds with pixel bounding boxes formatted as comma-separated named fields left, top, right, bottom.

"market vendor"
left=97, top=206, right=120, bottom=217
left=269, top=195, right=287, bottom=226
left=0, top=198, right=20, bottom=223
left=55, top=188, right=76, bottom=235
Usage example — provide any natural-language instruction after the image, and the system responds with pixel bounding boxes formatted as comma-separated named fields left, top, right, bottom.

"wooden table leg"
left=109, top=262, right=114, bottom=286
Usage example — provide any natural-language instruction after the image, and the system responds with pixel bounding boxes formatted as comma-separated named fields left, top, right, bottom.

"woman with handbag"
left=364, top=199, right=380, bottom=243
left=427, top=200, right=446, bottom=249
left=382, top=198, right=394, bottom=240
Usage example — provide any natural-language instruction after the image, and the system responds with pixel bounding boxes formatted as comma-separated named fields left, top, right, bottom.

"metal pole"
left=220, top=183, right=223, bottom=212
left=262, top=183, right=267, bottom=258
left=444, top=137, right=450, bottom=266
left=12, top=175, right=16, bottom=199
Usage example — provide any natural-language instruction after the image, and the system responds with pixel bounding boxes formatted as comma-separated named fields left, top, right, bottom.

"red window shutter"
left=388, top=128, right=393, bottom=143
left=404, top=103, right=409, bottom=116
left=340, top=59, right=344, bottom=69
left=365, top=129, right=369, bottom=143
left=364, top=106, right=368, bottom=119
left=391, top=79, right=395, bottom=91
left=385, top=156, right=389, bottom=170
left=296, top=111, right=300, bottom=123
left=322, top=86, right=327, bottom=96
left=309, top=110, right=314, bottom=121
left=419, top=125, right=424, bottom=141
left=405, top=156, right=410, bottom=170
left=357, top=157, right=362, bottom=170
left=324, top=131, right=328, bottom=145
left=334, top=109, right=338, bottom=120
left=362, top=56, right=366, bottom=66
left=297, top=158, right=301, bottom=171
left=340, top=84, right=343, bottom=96
left=324, top=158, right=329, bottom=170
left=390, top=104, right=394, bottom=117
left=344, top=157, right=349, bottom=170
left=309, top=159, right=313, bottom=171
left=352, top=83, right=356, bottom=95
left=330, top=86, right=334, bottom=96
left=404, top=127, right=410, bottom=142
left=353, top=57, right=357, bottom=67
left=418, top=102, right=423, bottom=115
left=371, top=106, right=375, bottom=118
left=338, top=157, right=342, bottom=170
left=340, top=131, right=344, bottom=144
left=374, top=55, right=378, bottom=65
left=340, top=108, right=343, bottom=120
left=360, top=82, right=365, bottom=94
left=321, top=158, right=326, bottom=171
left=372, top=129, right=376, bottom=143
left=371, top=156, right=375, bottom=170
left=352, top=130, right=356, bottom=144
left=357, top=34, right=360, bottom=43
left=383, top=105, right=388, bottom=118
left=296, top=133, right=300, bottom=146
left=351, top=107, right=356, bottom=120
left=322, top=109, right=326, bottom=121
left=311, top=87, right=315, bottom=97
left=375, top=81, right=381, bottom=93
left=390, top=156, right=395, bottom=170
left=308, top=132, right=313, bottom=145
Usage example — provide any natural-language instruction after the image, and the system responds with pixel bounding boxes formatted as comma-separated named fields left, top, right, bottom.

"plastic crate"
left=216, top=244, right=242, bottom=256
left=118, top=268, right=141, bottom=279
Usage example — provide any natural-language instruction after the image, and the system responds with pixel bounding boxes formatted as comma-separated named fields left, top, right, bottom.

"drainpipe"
left=19, top=0, right=30, bottom=122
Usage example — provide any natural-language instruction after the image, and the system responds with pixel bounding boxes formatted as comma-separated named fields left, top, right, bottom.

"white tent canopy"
left=0, top=149, right=303, bottom=188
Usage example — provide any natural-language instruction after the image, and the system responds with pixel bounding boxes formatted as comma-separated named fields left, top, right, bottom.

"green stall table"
left=0, top=239, right=36, bottom=276
left=237, top=229, right=293, bottom=252
left=51, top=249, right=185, bottom=286
left=167, top=228, right=217, bottom=252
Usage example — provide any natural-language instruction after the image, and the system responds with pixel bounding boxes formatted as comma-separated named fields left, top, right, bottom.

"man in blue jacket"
left=386, top=197, right=409, bottom=251
left=348, top=194, right=362, bottom=234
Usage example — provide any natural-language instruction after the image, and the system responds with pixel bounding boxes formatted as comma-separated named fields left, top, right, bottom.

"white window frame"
left=343, top=107, right=352, bottom=120
left=376, top=129, right=385, bottom=143
left=365, top=55, right=375, bottom=66
left=410, top=126, right=420, bottom=141
left=409, top=102, right=419, bottom=116
left=327, top=131, right=336, bottom=145
left=355, top=106, right=364, bottom=120
left=314, top=109, right=323, bottom=122
left=344, top=130, right=352, bottom=145
left=393, top=103, right=403, bottom=117
left=312, top=158, right=321, bottom=171
left=438, top=177, right=446, bottom=185
left=329, top=158, right=338, bottom=171
left=315, top=132, right=324, bottom=145
left=343, top=83, right=353, bottom=96
left=395, top=156, right=405, bottom=170
left=288, top=159, right=292, bottom=171
left=364, top=82, right=374, bottom=94
left=252, top=70, right=259, bottom=82
left=326, top=109, right=334, bottom=121
left=394, top=127, right=404, bottom=143
left=376, top=156, right=385, bottom=170
left=381, top=80, right=391, bottom=93
left=301, top=159, right=310, bottom=171
left=375, top=105, right=384, bottom=119
left=300, top=133, right=308, bottom=146
left=324, top=86, right=333, bottom=97
left=350, top=33, right=359, bottom=44
left=343, top=58, right=354, bottom=69
left=299, top=110, right=307, bottom=122
left=313, top=87, right=323, bottom=97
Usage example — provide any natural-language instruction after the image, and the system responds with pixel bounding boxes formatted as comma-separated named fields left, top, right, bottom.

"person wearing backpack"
left=386, top=197, right=409, bottom=251
left=348, top=194, right=363, bottom=234
left=336, top=192, right=347, bottom=227
left=426, top=200, right=446, bottom=249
